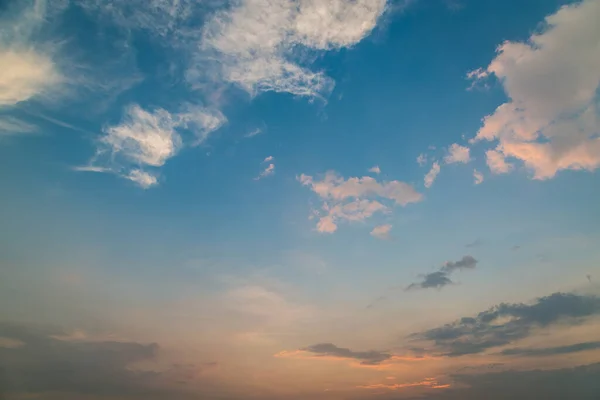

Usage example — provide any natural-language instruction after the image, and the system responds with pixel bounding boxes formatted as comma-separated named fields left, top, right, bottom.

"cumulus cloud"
left=410, top=292, right=600, bottom=356
left=299, top=171, right=422, bottom=233
left=445, top=143, right=471, bottom=164
left=371, top=224, right=392, bottom=240
left=424, top=162, right=441, bottom=188
left=256, top=163, right=275, bottom=180
left=199, top=0, right=388, bottom=98
left=471, top=0, right=600, bottom=179
left=369, top=165, right=381, bottom=174
left=407, top=255, right=478, bottom=291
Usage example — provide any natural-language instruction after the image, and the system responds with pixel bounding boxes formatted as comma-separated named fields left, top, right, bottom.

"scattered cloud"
left=300, top=343, right=392, bottom=365
left=424, top=161, right=441, bottom=188
left=200, top=0, right=389, bottom=98
left=299, top=171, right=422, bottom=233
left=410, top=292, right=600, bottom=356
left=371, top=224, right=392, bottom=240
left=245, top=127, right=262, bottom=138
left=264, top=155, right=274, bottom=163
left=369, top=165, right=381, bottom=174
left=471, top=0, right=600, bottom=179
left=77, top=104, right=225, bottom=188
left=357, top=377, right=449, bottom=390
left=417, top=153, right=428, bottom=166
left=473, top=169, right=484, bottom=184
left=444, top=143, right=471, bottom=164
left=465, top=239, right=483, bottom=248
left=500, top=341, right=600, bottom=357
left=407, top=255, right=478, bottom=291
left=256, top=163, right=276, bottom=180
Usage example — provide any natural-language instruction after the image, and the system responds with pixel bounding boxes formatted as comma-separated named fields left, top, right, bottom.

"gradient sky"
left=1, top=0, right=600, bottom=399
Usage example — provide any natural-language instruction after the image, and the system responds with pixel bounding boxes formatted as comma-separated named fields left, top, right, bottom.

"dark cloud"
left=0, top=322, right=220, bottom=400
left=406, top=255, right=478, bottom=291
left=409, top=292, right=600, bottom=356
left=500, top=341, right=600, bottom=357
left=302, top=343, right=392, bottom=365
left=440, top=255, right=478, bottom=273
left=420, top=363, right=600, bottom=400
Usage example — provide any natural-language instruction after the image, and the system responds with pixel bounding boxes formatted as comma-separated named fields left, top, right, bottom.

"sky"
left=1, top=0, right=600, bottom=399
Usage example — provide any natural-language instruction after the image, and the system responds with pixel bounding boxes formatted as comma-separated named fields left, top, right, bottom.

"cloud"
left=264, top=155, right=274, bottom=163
left=256, top=163, right=275, bottom=180
left=471, top=0, right=600, bottom=179
left=0, top=322, right=161, bottom=397
left=77, top=104, right=225, bottom=188
left=199, top=0, right=388, bottom=98
left=417, top=153, right=427, bottom=166
left=299, top=171, right=422, bottom=233
left=0, top=116, right=37, bottom=135
left=410, top=292, right=600, bottom=356
left=444, top=143, right=471, bottom=164
left=357, top=377, right=449, bottom=391
left=245, top=127, right=263, bottom=138
left=369, top=165, right=381, bottom=174
left=473, top=169, right=484, bottom=184
left=426, top=362, right=600, bottom=400
left=300, top=343, right=393, bottom=365
left=465, top=239, right=483, bottom=248
left=424, top=162, right=440, bottom=188
left=0, top=1, right=65, bottom=109
left=500, top=341, right=600, bottom=357
left=371, top=224, right=392, bottom=240
left=407, top=255, right=478, bottom=291
left=486, top=149, right=514, bottom=174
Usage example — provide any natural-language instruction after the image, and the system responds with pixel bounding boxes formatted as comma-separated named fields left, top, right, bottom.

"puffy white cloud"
left=444, top=143, right=471, bottom=164
left=299, top=171, right=421, bottom=233
left=124, top=169, right=159, bottom=189
left=472, top=0, right=600, bottom=179
left=200, top=0, right=388, bottom=98
left=371, top=224, right=392, bottom=240
left=368, top=165, right=381, bottom=174
left=424, top=162, right=440, bottom=188
left=264, top=155, right=274, bottom=163
left=486, top=149, right=513, bottom=174
left=417, top=153, right=427, bottom=166
left=256, top=163, right=275, bottom=180
left=473, top=169, right=484, bottom=185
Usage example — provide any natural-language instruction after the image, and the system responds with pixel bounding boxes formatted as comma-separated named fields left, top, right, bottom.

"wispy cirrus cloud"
left=299, top=171, right=422, bottom=233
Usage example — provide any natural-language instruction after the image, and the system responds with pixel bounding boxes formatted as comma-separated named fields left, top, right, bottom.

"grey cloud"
left=0, top=322, right=221, bottom=400
left=441, top=255, right=478, bottom=273
left=302, top=343, right=392, bottom=365
left=500, top=341, right=600, bottom=357
left=422, top=363, right=600, bottom=400
left=465, top=239, right=483, bottom=248
left=406, top=255, right=477, bottom=291
left=409, top=292, right=600, bottom=356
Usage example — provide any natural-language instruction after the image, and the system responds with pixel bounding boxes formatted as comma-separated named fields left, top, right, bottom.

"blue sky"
left=1, top=0, right=600, bottom=399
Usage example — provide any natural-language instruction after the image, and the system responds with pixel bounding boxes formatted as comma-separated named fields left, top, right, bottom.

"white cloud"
left=256, top=163, right=275, bottom=180
left=245, top=127, right=262, bottom=138
left=486, top=149, right=513, bottom=174
left=299, top=171, right=421, bottom=233
left=473, top=169, right=484, bottom=185
left=78, top=104, right=224, bottom=188
left=264, top=155, right=274, bottom=163
left=424, top=162, right=440, bottom=188
left=471, top=0, right=600, bottom=179
left=200, top=0, right=388, bottom=98
left=371, top=224, right=392, bottom=240
left=444, top=143, right=471, bottom=164
left=368, top=165, right=381, bottom=174
left=0, top=1, right=63, bottom=108
left=416, top=153, right=427, bottom=166
left=124, top=169, right=159, bottom=188
left=0, top=116, right=37, bottom=135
